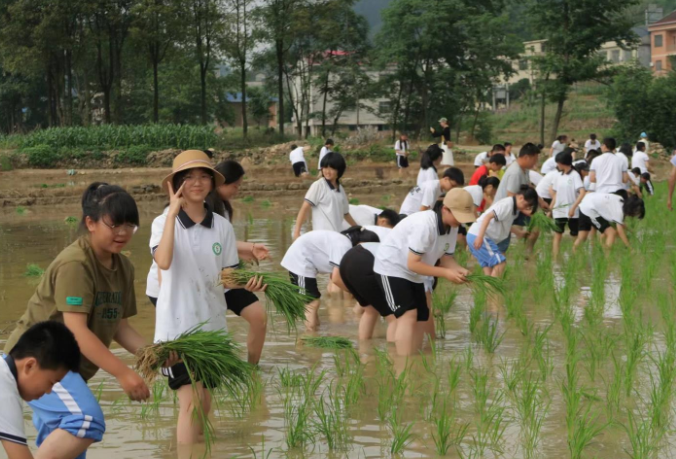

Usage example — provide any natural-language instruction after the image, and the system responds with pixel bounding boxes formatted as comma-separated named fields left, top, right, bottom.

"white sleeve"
left=620, top=156, right=628, bottom=172
left=0, top=393, right=26, bottom=445
left=446, top=228, right=458, bottom=256
left=492, top=199, right=513, bottom=222
left=149, top=214, right=167, bottom=255
left=220, top=221, right=240, bottom=269
left=611, top=199, right=625, bottom=224
left=304, top=180, right=322, bottom=207
left=420, top=182, right=438, bottom=208
left=328, top=238, right=351, bottom=267
left=474, top=153, right=483, bottom=167
left=407, top=221, right=436, bottom=256
left=340, top=187, right=350, bottom=215
left=573, top=172, right=584, bottom=190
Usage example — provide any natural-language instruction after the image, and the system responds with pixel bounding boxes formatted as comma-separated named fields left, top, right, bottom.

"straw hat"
left=161, top=150, right=225, bottom=191
left=443, top=189, right=476, bottom=224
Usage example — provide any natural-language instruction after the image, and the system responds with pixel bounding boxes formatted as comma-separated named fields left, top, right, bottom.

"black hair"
left=619, top=142, right=633, bottom=158
left=641, top=172, right=651, bottom=180
left=517, top=185, right=539, bottom=212
left=641, top=173, right=654, bottom=196
left=623, top=194, right=645, bottom=219
left=377, top=208, right=400, bottom=227
left=631, top=167, right=641, bottom=175
left=555, top=151, right=573, bottom=167
left=585, top=149, right=601, bottom=164
left=518, top=143, right=540, bottom=157
left=341, top=226, right=380, bottom=245
left=563, top=147, right=576, bottom=156
left=504, top=142, right=512, bottom=147
left=203, top=149, right=214, bottom=159
left=442, top=167, right=465, bottom=186
left=291, top=144, right=298, bottom=150
left=602, top=137, right=616, bottom=151
left=325, top=139, right=334, bottom=146
left=421, top=144, right=443, bottom=169
left=10, top=321, right=80, bottom=372
left=636, top=141, right=646, bottom=151
left=536, top=144, right=544, bottom=151
left=320, top=152, right=347, bottom=181
left=214, top=160, right=245, bottom=220
left=488, top=154, right=507, bottom=166
left=80, top=182, right=139, bottom=233
left=491, top=144, right=506, bottom=153
left=557, top=135, right=567, bottom=142
left=590, top=134, right=597, bottom=140
left=478, top=176, right=500, bottom=190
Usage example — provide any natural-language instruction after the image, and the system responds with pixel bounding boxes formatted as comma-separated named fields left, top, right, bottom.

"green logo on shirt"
left=212, top=242, right=223, bottom=255
left=444, top=243, right=450, bottom=252
left=66, top=296, right=83, bottom=306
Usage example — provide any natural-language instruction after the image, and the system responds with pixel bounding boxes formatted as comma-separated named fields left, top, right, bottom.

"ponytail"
left=79, top=182, right=139, bottom=234
left=214, top=160, right=245, bottom=220
left=340, top=226, right=380, bottom=246
left=420, top=144, right=443, bottom=170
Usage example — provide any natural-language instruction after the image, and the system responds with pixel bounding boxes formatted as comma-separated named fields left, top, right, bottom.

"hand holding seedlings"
left=166, top=181, right=185, bottom=217
left=118, top=367, right=151, bottom=402
left=445, top=267, right=469, bottom=284
left=162, top=351, right=181, bottom=368
left=244, top=275, right=267, bottom=292
left=251, top=242, right=270, bottom=261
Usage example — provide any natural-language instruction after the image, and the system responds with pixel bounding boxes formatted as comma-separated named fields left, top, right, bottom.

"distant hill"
left=354, top=0, right=391, bottom=36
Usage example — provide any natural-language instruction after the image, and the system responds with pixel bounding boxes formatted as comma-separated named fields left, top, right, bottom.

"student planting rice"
left=1, top=322, right=80, bottom=459
left=374, top=189, right=476, bottom=356
left=536, top=168, right=559, bottom=206
left=574, top=193, right=645, bottom=250
left=473, top=144, right=506, bottom=168
left=293, top=152, right=357, bottom=239
left=4, top=183, right=154, bottom=459
left=394, top=134, right=410, bottom=177
left=590, top=137, right=629, bottom=198
left=470, top=154, right=506, bottom=185
left=549, top=135, right=568, bottom=157
left=151, top=150, right=265, bottom=445
left=629, top=168, right=644, bottom=198
left=417, top=144, right=444, bottom=186
left=467, top=186, right=538, bottom=278
left=289, top=144, right=309, bottom=178
left=430, top=117, right=453, bottom=166
left=632, top=142, right=651, bottom=174
left=640, top=172, right=654, bottom=196
left=318, top=138, right=334, bottom=165
left=342, top=205, right=400, bottom=229
left=504, top=142, right=517, bottom=166
left=399, top=167, right=465, bottom=217
left=281, top=227, right=380, bottom=331
left=464, top=176, right=500, bottom=215
left=549, top=152, right=586, bottom=257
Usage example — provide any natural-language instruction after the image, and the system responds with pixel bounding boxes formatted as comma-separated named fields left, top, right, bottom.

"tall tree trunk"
left=276, top=39, right=285, bottom=136
left=65, top=50, right=73, bottom=126
left=153, top=59, right=159, bottom=123
left=200, top=67, right=207, bottom=125
left=391, top=81, right=404, bottom=142
left=470, top=110, right=480, bottom=140
left=550, top=96, right=565, bottom=144
left=46, top=69, right=55, bottom=127
left=240, top=60, right=248, bottom=137
left=455, top=114, right=462, bottom=142
left=321, top=70, right=330, bottom=138
left=539, top=88, right=546, bottom=146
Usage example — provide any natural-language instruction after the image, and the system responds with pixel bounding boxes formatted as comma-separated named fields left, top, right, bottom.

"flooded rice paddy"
left=1, top=180, right=675, bottom=459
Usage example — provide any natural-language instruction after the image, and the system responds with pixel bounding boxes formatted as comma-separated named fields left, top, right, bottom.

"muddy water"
left=1, top=185, right=674, bottom=458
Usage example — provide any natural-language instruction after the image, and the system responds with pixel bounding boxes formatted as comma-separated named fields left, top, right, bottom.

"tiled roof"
left=651, top=9, right=676, bottom=26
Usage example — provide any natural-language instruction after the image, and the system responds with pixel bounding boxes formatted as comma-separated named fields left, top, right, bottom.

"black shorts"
left=225, top=289, right=259, bottom=316
left=554, top=218, right=579, bottom=236
left=339, top=246, right=392, bottom=317
left=397, top=155, right=409, bottom=168
left=163, top=362, right=220, bottom=391
left=579, top=211, right=611, bottom=234
left=376, top=274, right=428, bottom=321
left=289, top=271, right=321, bottom=299
left=148, top=296, right=157, bottom=307
left=543, top=198, right=552, bottom=206
left=292, top=161, right=307, bottom=177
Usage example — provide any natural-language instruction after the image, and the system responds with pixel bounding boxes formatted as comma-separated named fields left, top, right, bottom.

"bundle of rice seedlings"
left=135, top=324, right=252, bottom=391
left=220, top=269, right=311, bottom=332
left=299, top=336, right=353, bottom=349
left=527, top=211, right=559, bottom=233
left=465, top=273, right=507, bottom=297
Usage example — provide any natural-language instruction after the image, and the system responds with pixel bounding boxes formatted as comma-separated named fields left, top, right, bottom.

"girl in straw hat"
left=150, top=150, right=265, bottom=445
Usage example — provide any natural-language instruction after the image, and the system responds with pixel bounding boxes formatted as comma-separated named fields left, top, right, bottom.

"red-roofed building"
left=648, top=9, right=676, bottom=75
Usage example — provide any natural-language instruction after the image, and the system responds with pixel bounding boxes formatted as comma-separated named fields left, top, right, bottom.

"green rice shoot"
left=527, top=211, right=559, bottom=233
left=24, top=263, right=45, bottom=278
left=220, top=269, right=311, bottom=332
left=465, top=273, right=507, bottom=296
left=299, top=336, right=353, bottom=349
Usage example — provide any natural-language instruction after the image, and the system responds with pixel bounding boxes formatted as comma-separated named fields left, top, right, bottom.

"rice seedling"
left=515, top=371, right=549, bottom=459
left=477, top=317, right=505, bottom=354
left=388, top=413, right=415, bottom=455
left=647, top=349, right=676, bottom=430
left=64, top=216, right=78, bottom=225
left=623, top=406, right=665, bottom=459
left=448, top=358, right=462, bottom=397
left=314, top=389, right=348, bottom=451
left=468, top=295, right=485, bottom=336
left=342, top=359, right=366, bottom=408
left=140, top=381, right=167, bottom=419
left=298, top=336, right=353, bottom=349
left=465, top=273, right=507, bottom=297
left=381, top=194, right=391, bottom=204
left=248, top=436, right=277, bottom=459
left=284, top=399, right=314, bottom=450
left=497, top=357, right=522, bottom=395
left=464, top=346, right=474, bottom=372
left=260, top=199, right=272, bottom=208
left=470, top=370, right=507, bottom=457
left=431, top=400, right=469, bottom=456
left=603, top=353, right=624, bottom=424
left=219, top=269, right=310, bottom=331
left=526, top=211, right=559, bottom=233
left=532, top=325, right=553, bottom=381
left=624, top=325, right=650, bottom=397
left=433, top=289, right=458, bottom=339
left=278, top=366, right=304, bottom=388
left=24, top=263, right=44, bottom=278
left=242, top=195, right=255, bottom=203
left=15, top=206, right=26, bottom=215
left=567, top=405, right=606, bottom=459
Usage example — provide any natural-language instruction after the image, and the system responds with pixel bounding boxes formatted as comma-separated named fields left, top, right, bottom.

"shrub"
left=475, top=112, right=493, bottom=145
left=115, top=145, right=151, bottom=166
left=24, top=145, right=62, bottom=167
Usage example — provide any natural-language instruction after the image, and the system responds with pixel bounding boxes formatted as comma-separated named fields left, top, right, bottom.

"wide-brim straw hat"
left=161, top=150, right=225, bottom=191
left=443, top=189, right=477, bottom=224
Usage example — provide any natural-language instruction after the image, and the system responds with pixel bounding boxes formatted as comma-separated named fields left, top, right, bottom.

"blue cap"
left=640, top=132, right=647, bottom=138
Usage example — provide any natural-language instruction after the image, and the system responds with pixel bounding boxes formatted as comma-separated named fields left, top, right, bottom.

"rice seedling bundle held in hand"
left=220, top=269, right=311, bottom=331
left=527, top=211, right=559, bottom=233
left=299, top=336, right=353, bottom=349
left=136, top=325, right=251, bottom=391
left=465, top=273, right=507, bottom=296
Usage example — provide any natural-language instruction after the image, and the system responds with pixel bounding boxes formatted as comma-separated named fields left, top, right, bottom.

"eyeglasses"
left=182, top=174, right=212, bottom=184
left=101, top=220, right=138, bottom=235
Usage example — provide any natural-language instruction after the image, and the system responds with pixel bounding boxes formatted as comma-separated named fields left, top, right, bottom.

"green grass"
left=64, top=216, right=78, bottom=225
left=23, top=263, right=45, bottom=278
left=299, top=336, right=353, bottom=349
left=15, top=206, right=26, bottom=215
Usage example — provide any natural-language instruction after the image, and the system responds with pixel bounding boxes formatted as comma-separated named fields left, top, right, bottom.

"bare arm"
left=570, top=188, right=586, bottom=216
left=420, top=205, right=431, bottom=212
left=293, top=201, right=312, bottom=239
left=622, top=172, right=629, bottom=184
left=668, top=167, right=676, bottom=211
left=407, top=252, right=467, bottom=284
left=616, top=224, right=631, bottom=249
left=439, top=254, right=468, bottom=274
left=153, top=182, right=184, bottom=270
left=548, top=190, right=557, bottom=216
left=114, top=319, right=147, bottom=355
left=2, top=442, right=33, bottom=459
left=344, top=213, right=358, bottom=227
left=590, top=171, right=596, bottom=183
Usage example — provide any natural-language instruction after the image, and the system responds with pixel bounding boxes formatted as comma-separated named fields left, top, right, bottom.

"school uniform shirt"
left=146, top=207, right=170, bottom=299
left=468, top=197, right=518, bottom=243
left=474, top=151, right=488, bottom=167
left=632, top=151, right=650, bottom=174
left=552, top=171, right=584, bottom=219
left=495, top=162, right=530, bottom=201
left=304, top=178, right=350, bottom=232
left=551, top=140, right=566, bottom=156
left=364, top=225, right=392, bottom=241
left=638, top=138, right=650, bottom=153
left=347, top=204, right=381, bottom=227
left=590, top=152, right=627, bottom=194
left=281, top=231, right=352, bottom=278
left=289, top=147, right=307, bottom=166
left=0, top=356, right=26, bottom=447
left=3, top=237, right=137, bottom=381
left=374, top=210, right=457, bottom=284
left=579, top=193, right=625, bottom=225
left=529, top=170, right=543, bottom=187
left=584, top=139, right=601, bottom=151
left=417, top=166, right=438, bottom=187
left=394, top=140, right=408, bottom=156
left=584, top=175, right=595, bottom=192
left=464, top=185, right=484, bottom=208
left=540, top=157, right=557, bottom=175
left=399, top=180, right=441, bottom=216
left=505, top=153, right=517, bottom=167
left=319, top=146, right=332, bottom=165
left=536, top=171, right=559, bottom=200
left=151, top=207, right=239, bottom=343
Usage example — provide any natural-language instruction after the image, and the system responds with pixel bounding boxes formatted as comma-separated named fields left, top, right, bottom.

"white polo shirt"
left=417, top=166, right=438, bottom=187
left=394, top=140, right=408, bottom=156
left=505, top=152, right=517, bottom=166
left=552, top=170, right=584, bottom=218
left=146, top=206, right=170, bottom=298
left=529, top=170, right=543, bottom=187
left=304, top=178, right=349, bottom=232
left=468, top=196, right=518, bottom=242
left=281, top=230, right=353, bottom=278
left=585, top=139, right=601, bottom=151
left=0, top=356, right=27, bottom=447
left=590, top=152, right=627, bottom=194
left=579, top=193, right=624, bottom=225
left=474, top=152, right=488, bottom=167
left=364, top=225, right=392, bottom=241
left=632, top=151, right=649, bottom=174
left=399, top=180, right=441, bottom=216
left=464, top=185, right=484, bottom=207
left=319, top=146, right=332, bottom=165
left=151, top=207, right=239, bottom=342
left=374, top=210, right=457, bottom=284
left=290, top=147, right=306, bottom=165
left=584, top=175, right=595, bottom=192
left=536, top=171, right=559, bottom=199
left=541, top=157, right=557, bottom=175
left=346, top=204, right=381, bottom=227
left=551, top=140, right=566, bottom=156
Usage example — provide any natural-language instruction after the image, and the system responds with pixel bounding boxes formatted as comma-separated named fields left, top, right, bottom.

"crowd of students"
left=1, top=130, right=664, bottom=459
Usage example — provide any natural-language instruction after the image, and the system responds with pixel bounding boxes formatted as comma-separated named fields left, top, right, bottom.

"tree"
left=527, top=0, right=639, bottom=142
left=247, top=86, right=272, bottom=128
left=607, top=64, right=651, bottom=141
